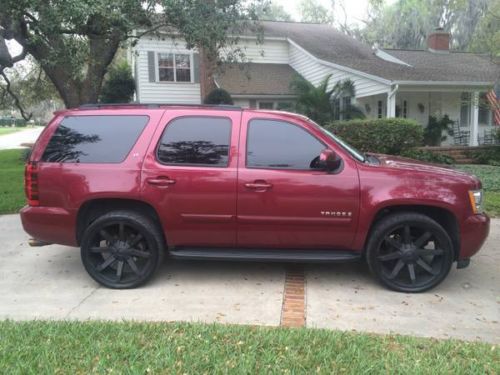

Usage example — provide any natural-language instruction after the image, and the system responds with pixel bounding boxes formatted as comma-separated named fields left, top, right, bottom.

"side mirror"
left=318, top=149, right=342, bottom=173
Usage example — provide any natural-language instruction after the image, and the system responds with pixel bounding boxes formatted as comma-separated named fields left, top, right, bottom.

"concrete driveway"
left=0, top=214, right=498, bottom=343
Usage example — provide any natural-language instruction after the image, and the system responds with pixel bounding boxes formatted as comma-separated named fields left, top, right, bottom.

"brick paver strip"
left=280, top=266, right=306, bottom=327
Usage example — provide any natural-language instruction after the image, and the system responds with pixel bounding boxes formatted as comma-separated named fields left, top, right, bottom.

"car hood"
left=371, top=154, right=481, bottom=187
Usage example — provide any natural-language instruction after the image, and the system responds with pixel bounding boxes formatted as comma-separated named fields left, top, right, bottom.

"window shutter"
left=192, top=53, right=200, bottom=83
left=147, top=51, right=156, bottom=82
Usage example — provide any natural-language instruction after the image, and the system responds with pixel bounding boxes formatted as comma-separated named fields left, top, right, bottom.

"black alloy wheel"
left=366, top=212, right=454, bottom=293
left=81, top=211, right=163, bottom=289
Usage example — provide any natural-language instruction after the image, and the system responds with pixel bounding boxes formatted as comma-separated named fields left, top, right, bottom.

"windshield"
left=308, top=120, right=366, bottom=162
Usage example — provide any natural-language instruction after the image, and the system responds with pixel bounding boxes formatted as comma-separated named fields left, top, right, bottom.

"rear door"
left=141, top=109, right=241, bottom=248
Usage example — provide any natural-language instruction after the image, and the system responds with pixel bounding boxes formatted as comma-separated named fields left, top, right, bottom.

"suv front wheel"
left=366, top=212, right=454, bottom=293
left=80, top=211, right=164, bottom=289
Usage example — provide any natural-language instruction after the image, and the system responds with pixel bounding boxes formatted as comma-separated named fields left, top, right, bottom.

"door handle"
left=245, top=181, right=273, bottom=190
left=146, top=177, right=176, bottom=187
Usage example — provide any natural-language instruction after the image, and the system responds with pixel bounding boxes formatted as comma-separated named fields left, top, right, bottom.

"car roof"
left=56, top=103, right=306, bottom=122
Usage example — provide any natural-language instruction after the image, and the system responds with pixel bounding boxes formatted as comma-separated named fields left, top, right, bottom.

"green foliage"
left=1, top=0, right=151, bottom=107
left=424, top=115, right=454, bottom=146
left=325, top=118, right=423, bottom=154
left=0, top=118, right=27, bottom=127
left=467, top=146, right=500, bottom=166
left=254, top=1, right=292, bottom=21
left=159, top=0, right=261, bottom=62
left=203, top=88, right=234, bottom=105
left=400, top=149, right=455, bottom=165
left=298, top=0, right=333, bottom=24
left=469, top=0, right=500, bottom=56
left=456, top=164, right=500, bottom=216
left=362, top=0, right=491, bottom=51
left=291, top=74, right=364, bottom=125
left=1, top=320, right=499, bottom=373
left=99, top=62, right=135, bottom=104
left=2, top=0, right=261, bottom=108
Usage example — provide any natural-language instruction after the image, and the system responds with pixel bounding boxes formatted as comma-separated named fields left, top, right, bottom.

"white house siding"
left=229, top=38, right=289, bottom=64
left=232, top=99, right=251, bottom=107
left=134, top=37, right=201, bottom=103
left=288, top=43, right=389, bottom=99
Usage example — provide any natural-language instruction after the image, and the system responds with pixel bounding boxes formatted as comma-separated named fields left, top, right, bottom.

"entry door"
left=237, top=115, right=360, bottom=249
left=142, top=110, right=240, bottom=248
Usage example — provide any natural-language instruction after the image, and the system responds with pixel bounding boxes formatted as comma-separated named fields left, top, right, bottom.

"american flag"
left=486, top=86, right=500, bottom=125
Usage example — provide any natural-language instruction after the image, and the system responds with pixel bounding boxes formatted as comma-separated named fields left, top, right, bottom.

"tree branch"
left=0, top=70, right=32, bottom=121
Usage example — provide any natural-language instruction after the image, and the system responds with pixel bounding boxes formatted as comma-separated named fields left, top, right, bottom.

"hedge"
left=325, top=118, right=423, bottom=155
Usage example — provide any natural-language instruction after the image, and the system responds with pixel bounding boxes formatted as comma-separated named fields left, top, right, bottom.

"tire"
left=80, top=210, right=164, bottom=289
left=366, top=212, right=454, bottom=293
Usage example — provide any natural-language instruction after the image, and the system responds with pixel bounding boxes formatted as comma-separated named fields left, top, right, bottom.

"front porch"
left=357, top=86, right=498, bottom=147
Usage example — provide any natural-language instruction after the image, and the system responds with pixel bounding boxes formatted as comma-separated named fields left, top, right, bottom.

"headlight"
left=468, top=189, right=483, bottom=214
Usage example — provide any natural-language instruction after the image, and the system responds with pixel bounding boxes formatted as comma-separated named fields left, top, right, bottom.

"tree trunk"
left=199, top=46, right=217, bottom=102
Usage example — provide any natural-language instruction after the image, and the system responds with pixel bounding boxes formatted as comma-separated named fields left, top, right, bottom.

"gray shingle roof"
left=251, top=21, right=499, bottom=83
left=216, top=63, right=297, bottom=96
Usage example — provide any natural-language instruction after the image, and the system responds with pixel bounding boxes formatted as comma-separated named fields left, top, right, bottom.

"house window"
left=258, top=102, right=274, bottom=110
left=479, top=93, right=492, bottom=125
left=342, top=97, right=352, bottom=120
left=333, top=99, right=341, bottom=120
left=276, top=102, right=293, bottom=111
left=403, top=100, right=408, bottom=118
left=158, top=53, right=191, bottom=82
left=377, top=100, right=383, bottom=118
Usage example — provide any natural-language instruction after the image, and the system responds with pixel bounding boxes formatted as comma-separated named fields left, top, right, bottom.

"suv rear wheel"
left=80, top=211, right=164, bottom=289
left=366, top=212, right=454, bottom=293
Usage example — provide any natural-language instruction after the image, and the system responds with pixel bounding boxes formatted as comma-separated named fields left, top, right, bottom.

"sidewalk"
left=0, top=127, right=44, bottom=150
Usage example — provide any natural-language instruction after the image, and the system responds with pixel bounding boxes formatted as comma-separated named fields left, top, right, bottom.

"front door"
left=142, top=109, right=240, bottom=248
left=237, top=113, right=360, bottom=249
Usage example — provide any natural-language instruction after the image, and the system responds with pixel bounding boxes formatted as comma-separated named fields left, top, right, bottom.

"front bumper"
left=20, top=205, right=78, bottom=247
left=459, top=213, right=490, bottom=259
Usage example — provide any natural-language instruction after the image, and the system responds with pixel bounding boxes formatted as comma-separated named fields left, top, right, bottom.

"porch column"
left=386, top=87, right=397, bottom=118
left=469, top=91, right=479, bottom=146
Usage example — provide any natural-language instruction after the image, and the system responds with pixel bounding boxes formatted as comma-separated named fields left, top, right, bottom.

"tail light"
left=25, top=161, right=39, bottom=206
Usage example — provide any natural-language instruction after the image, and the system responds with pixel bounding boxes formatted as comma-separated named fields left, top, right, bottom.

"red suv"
left=21, top=104, right=490, bottom=292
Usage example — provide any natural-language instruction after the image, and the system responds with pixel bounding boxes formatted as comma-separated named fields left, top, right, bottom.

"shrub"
left=14, top=119, right=27, bottom=127
left=325, top=118, right=423, bottom=155
left=400, top=149, right=455, bottom=165
left=467, top=146, right=500, bottom=166
left=204, top=88, right=234, bottom=105
left=423, top=115, right=453, bottom=146
left=100, top=62, right=135, bottom=104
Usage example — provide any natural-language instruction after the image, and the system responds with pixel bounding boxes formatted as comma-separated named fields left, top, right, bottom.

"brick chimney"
left=427, top=27, right=450, bottom=52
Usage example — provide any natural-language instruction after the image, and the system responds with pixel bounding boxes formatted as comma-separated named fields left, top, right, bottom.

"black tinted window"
left=157, top=117, right=231, bottom=166
left=42, top=115, right=148, bottom=163
left=247, top=120, right=324, bottom=169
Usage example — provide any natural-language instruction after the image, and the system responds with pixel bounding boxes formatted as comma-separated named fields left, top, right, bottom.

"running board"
left=168, top=248, right=361, bottom=263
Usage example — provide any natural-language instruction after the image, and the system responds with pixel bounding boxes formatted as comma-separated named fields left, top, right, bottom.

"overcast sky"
left=272, top=0, right=395, bottom=27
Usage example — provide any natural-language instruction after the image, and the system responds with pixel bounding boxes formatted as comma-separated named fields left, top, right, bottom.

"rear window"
left=41, top=115, right=149, bottom=163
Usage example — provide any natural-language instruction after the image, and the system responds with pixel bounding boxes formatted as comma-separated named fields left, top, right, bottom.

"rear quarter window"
left=42, top=115, right=149, bottom=163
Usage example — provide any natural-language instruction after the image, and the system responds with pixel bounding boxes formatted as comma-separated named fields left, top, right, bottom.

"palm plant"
left=290, top=74, right=365, bottom=124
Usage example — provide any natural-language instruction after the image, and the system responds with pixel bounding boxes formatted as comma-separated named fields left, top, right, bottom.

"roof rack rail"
left=78, top=103, right=242, bottom=110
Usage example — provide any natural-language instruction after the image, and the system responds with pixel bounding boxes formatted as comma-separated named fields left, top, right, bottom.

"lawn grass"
left=0, top=320, right=498, bottom=374
left=0, top=127, right=22, bottom=136
left=456, top=164, right=500, bottom=217
left=0, top=149, right=25, bottom=214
